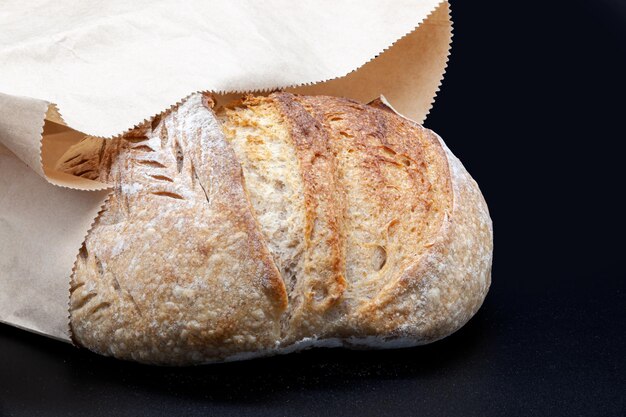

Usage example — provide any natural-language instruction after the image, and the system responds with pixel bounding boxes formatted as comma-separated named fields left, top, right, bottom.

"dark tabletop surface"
left=1, top=1, right=625, bottom=416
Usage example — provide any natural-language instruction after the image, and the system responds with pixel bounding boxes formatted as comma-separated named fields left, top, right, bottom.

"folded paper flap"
left=0, top=92, right=48, bottom=176
left=0, top=94, right=110, bottom=190
left=0, top=0, right=452, bottom=341
left=1, top=0, right=447, bottom=139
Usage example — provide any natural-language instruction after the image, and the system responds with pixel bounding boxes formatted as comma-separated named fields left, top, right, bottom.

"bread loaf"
left=56, top=92, right=493, bottom=365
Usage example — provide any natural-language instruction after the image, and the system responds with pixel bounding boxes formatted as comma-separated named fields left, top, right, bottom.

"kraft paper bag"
left=0, top=0, right=452, bottom=342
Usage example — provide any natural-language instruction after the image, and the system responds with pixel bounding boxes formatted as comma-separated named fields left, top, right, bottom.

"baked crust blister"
left=57, top=92, right=492, bottom=365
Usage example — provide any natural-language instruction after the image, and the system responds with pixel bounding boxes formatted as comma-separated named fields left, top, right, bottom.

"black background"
left=1, top=1, right=625, bottom=416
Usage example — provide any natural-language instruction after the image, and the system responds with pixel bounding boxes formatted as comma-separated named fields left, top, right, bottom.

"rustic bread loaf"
left=56, top=92, right=492, bottom=365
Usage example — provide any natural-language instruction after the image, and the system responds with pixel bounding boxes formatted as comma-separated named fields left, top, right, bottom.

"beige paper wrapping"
left=0, top=0, right=452, bottom=342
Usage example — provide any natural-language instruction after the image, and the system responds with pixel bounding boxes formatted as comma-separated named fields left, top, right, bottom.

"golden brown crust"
left=269, top=93, right=347, bottom=340
left=58, top=92, right=492, bottom=364
left=291, top=94, right=455, bottom=336
left=353, top=100, right=492, bottom=341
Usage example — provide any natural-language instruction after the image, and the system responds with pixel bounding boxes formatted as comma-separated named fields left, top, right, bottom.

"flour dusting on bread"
left=57, top=92, right=492, bottom=365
